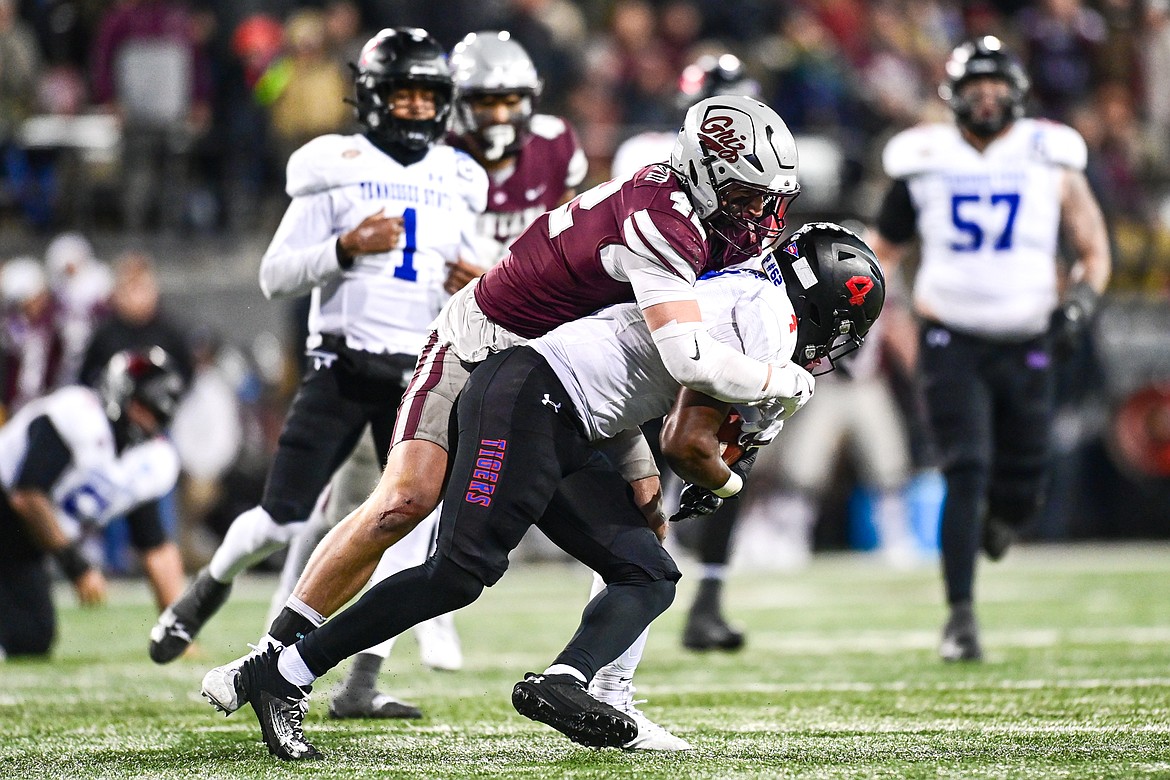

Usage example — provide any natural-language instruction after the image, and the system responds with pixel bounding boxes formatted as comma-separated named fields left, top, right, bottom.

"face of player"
left=466, top=92, right=526, bottom=129
left=957, top=76, right=1014, bottom=133
left=383, top=84, right=439, bottom=121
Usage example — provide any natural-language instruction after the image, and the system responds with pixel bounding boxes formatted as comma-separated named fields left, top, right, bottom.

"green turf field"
left=3, top=542, right=1169, bottom=779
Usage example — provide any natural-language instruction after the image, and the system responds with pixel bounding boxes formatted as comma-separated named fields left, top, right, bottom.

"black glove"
left=1049, top=282, right=1099, bottom=360
left=669, top=450, right=759, bottom=523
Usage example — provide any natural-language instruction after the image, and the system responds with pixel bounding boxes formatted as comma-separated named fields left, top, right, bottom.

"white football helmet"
left=450, top=31, right=542, bottom=160
left=670, top=95, right=800, bottom=250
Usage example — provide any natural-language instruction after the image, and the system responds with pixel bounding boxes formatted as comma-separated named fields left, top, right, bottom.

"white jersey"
left=530, top=271, right=797, bottom=441
left=883, top=118, right=1086, bottom=338
left=0, top=385, right=180, bottom=530
left=259, top=133, right=489, bottom=356
left=610, top=131, right=676, bottom=180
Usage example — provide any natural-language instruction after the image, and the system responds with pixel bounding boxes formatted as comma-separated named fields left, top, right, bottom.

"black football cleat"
left=982, top=516, right=1018, bottom=562
left=939, top=604, right=983, bottom=663
left=329, top=687, right=423, bottom=720
left=238, top=647, right=323, bottom=761
left=149, top=567, right=232, bottom=664
left=512, top=672, right=637, bottom=748
left=682, top=610, right=746, bottom=652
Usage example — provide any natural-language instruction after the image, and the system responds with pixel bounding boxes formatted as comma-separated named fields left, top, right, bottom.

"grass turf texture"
left=3, top=542, right=1169, bottom=779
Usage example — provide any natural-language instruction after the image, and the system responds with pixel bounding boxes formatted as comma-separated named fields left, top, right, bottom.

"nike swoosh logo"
left=689, top=335, right=701, bottom=361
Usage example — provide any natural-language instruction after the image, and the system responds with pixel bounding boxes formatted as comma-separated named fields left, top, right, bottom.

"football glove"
left=669, top=449, right=758, bottom=523
left=734, top=403, right=785, bottom=449
left=1049, top=281, right=1099, bottom=360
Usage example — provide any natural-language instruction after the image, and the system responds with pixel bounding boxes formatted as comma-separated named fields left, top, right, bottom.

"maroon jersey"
left=475, top=164, right=719, bottom=339
left=447, top=114, right=586, bottom=248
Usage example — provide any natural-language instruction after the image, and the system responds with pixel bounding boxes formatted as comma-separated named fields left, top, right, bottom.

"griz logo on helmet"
left=697, top=114, right=750, bottom=163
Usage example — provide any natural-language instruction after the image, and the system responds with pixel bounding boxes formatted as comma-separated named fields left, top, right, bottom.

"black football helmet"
left=676, top=53, right=760, bottom=111
left=99, top=347, right=185, bottom=446
left=353, top=27, right=454, bottom=151
left=763, top=222, right=886, bottom=374
left=938, top=35, right=1029, bottom=138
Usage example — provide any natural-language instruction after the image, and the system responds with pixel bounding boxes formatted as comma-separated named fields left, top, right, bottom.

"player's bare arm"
left=7, top=487, right=107, bottom=605
left=659, top=387, right=736, bottom=491
left=1059, top=168, right=1112, bottom=294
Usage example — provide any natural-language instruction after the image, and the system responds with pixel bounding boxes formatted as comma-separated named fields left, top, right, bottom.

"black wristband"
left=336, top=238, right=355, bottom=270
left=54, top=542, right=92, bottom=581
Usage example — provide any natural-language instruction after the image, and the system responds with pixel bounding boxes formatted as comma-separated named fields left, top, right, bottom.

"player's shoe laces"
left=512, top=672, right=638, bottom=748
left=939, top=603, right=983, bottom=662
left=329, top=687, right=423, bottom=719
left=588, top=675, right=692, bottom=751
left=414, top=612, right=463, bottom=672
left=202, top=638, right=278, bottom=715
left=682, top=610, right=745, bottom=652
left=982, top=516, right=1018, bottom=561
left=149, top=567, right=232, bottom=664
left=238, top=646, right=322, bottom=761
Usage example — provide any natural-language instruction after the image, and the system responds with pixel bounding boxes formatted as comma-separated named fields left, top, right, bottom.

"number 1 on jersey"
left=393, top=207, right=418, bottom=281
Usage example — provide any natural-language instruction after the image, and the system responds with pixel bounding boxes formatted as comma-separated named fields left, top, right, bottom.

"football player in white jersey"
left=148, top=27, right=488, bottom=667
left=0, top=348, right=185, bottom=658
left=219, top=223, right=886, bottom=761
left=865, top=36, right=1111, bottom=662
left=321, top=30, right=591, bottom=724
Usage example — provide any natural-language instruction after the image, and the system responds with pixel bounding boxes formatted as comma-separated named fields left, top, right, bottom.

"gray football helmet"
left=670, top=95, right=800, bottom=253
left=450, top=31, right=542, bottom=161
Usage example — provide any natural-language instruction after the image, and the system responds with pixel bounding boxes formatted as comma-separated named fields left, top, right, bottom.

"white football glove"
left=733, top=403, right=785, bottom=449
left=765, top=362, right=815, bottom=420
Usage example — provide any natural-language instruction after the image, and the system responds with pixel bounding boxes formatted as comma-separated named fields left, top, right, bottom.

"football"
left=717, top=409, right=746, bottom=465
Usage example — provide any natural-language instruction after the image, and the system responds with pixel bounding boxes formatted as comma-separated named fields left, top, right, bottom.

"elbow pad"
left=651, top=320, right=775, bottom=403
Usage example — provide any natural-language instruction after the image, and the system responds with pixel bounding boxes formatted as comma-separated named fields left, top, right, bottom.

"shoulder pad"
left=449, top=147, right=489, bottom=214
left=530, top=114, right=568, bottom=140
left=285, top=134, right=365, bottom=198
left=43, top=386, right=109, bottom=450
left=1023, top=119, right=1087, bottom=171
left=882, top=123, right=958, bottom=179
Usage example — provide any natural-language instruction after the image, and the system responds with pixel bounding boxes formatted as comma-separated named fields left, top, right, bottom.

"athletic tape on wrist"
left=712, top=470, right=743, bottom=498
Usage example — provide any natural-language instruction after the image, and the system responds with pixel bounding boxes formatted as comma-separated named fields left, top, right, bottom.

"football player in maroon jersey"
left=443, top=31, right=588, bottom=291
left=207, top=94, right=811, bottom=750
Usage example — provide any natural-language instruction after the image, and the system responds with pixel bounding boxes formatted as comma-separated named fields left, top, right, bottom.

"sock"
left=208, top=506, right=304, bottom=582
left=278, top=644, right=317, bottom=687
left=339, top=652, right=383, bottom=693
left=268, top=600, right=324, bottom=646
left=542, top=663, right=586, bottom=683
left=699, top=563, right=727, bottom=581
left=690, top=577, right=724, bottom=616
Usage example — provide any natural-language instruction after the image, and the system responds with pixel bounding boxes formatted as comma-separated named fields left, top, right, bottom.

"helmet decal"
left=846, top=275, right=875, bottom=306
left=698, top=113, right=750, bottom=164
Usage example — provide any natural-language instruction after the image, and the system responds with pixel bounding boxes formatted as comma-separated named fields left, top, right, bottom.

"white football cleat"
left=202, top=638, right=278, bottom=715
left=588, top=675, right=692, bottom=751
left=413, top=613, right=463, bottom=671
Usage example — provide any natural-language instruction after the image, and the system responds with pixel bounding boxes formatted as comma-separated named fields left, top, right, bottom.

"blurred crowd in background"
left=2, top=0, right=1169, bottom=574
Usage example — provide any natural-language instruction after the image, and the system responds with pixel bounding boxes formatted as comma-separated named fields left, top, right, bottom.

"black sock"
left=338, top=652, right=382, bottom=693
left=552, top=579, right=675, bottom=680
left=689, top=577, right=724, bottom=617
left=269, top=607, right=319, bottom=646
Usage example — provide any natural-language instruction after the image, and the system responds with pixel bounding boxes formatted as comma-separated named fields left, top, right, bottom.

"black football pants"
left=298, top=346, right=679, bottom=680
left=260, top=355, right=406, bottom=525
left=919, top=323, right=1053, bottom=605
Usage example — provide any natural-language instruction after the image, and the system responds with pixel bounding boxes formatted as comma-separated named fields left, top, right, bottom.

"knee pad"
left=426, top=555, right=485, bottom=611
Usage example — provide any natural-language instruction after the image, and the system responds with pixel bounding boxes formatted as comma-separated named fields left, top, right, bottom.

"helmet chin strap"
left=479, top=124, right=516, bottom=162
